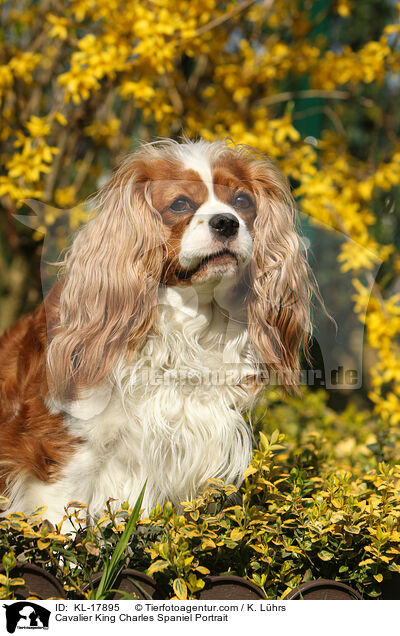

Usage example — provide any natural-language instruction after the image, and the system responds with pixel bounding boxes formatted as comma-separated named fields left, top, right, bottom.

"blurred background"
left=0, top=0, right=399, bottom=420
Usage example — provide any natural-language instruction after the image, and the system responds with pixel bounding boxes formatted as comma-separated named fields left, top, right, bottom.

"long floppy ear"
left=46, top=157, right=166, bottom=403
left=247, top=160, right=314, bottom=391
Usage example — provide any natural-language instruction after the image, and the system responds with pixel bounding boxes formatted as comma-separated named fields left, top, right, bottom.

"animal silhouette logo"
left=3, top=602, right=50, bottom=633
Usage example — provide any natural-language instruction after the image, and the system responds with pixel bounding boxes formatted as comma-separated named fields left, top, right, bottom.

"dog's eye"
left=169, top=197, right=193, bottom=213
left=233, top=193, right=253, bottom=210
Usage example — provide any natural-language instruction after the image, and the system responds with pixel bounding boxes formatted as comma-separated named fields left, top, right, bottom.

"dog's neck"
left=158, top=275, right=249, bottom=327
left=155, top=283, right=251, bottom=366
left=49, top=280, right=255, bottom=420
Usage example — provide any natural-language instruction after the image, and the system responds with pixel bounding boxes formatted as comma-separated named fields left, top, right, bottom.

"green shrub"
left=1, top=388, right=400, bottom=600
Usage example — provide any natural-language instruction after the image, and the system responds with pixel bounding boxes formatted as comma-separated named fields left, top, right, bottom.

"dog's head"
left=47, top=139, right=314, bottom=400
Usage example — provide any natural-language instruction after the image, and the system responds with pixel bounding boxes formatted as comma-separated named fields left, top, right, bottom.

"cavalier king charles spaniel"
left=0, top=139, right=312, bottom=524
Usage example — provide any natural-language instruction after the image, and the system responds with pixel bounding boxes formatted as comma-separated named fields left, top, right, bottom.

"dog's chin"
left=177, top=251, right=240, bottom=285
left=191, top=253, right=239, bottom=283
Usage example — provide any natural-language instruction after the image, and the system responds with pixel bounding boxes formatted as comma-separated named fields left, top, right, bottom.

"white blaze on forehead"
left=179, top=144, right=239, bottom=214
left=179, top=143, right=250, bottom=221
left=180, top=146, right=214, bottom=199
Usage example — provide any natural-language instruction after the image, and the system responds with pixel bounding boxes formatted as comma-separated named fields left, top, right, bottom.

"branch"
left=0, top=254, right=30, bottom=334
left=195, top=0, right=265, bottom=36
left=258, top=89, right=375, bottom=108
left=323, top=105, right=346, bottom=137
left=43, top=128, right=69, bottom=200
left=72, top=148, right=95, bottom=194
left=366, top=271, right=389, bottom=318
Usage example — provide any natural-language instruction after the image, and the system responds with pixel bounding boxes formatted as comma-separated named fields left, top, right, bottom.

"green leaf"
left=0, top=589, right=12, bottom=600
left=187, top=573, right=205, bottom=593
left=9, top=578, right=26, bottom=587
left=94, top=482, right=146, bottom=600
left=65, top=501, right=87, bottom=510
left=158, top=543, right=170, bottom=560
left=147, top=560, right=169, bottom=576
left=9, top=521, right=25, bottom=532
left=2, top=552, right=16, bottom=573
left=85, top=542, right=100, bottom=556
left=344, top=525, right=361, bottom=534
left=243, top=466, right=257, bottom=478
left=6, top=512, right=25, bottom=521
left=173, top=578, right=187, bottom=600
left=270, top=429, right=280, bottom=445
left=30, top=505, right=48, bottom=518
left=230, top=528, right=246, bottom=541
left=259, top=431, right=270, bottom=452
left=318, top=550, right=334, bottom=561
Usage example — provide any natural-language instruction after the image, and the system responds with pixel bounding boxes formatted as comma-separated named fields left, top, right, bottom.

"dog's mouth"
left=175, top=249, right=239, bottom=281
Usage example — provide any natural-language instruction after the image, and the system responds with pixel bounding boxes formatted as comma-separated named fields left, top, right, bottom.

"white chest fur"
left=12, top=286, right=258, bottom=522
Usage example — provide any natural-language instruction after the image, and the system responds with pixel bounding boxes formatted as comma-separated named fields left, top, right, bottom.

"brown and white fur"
left=0, top=138, right=312, bottom=524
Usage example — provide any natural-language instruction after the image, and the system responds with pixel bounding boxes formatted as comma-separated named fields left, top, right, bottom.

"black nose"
left=209, top=213, right=239, bottom=239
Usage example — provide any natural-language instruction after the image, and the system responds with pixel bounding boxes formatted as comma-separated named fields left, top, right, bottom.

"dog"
left=0, top=138, right=312, bottom=524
